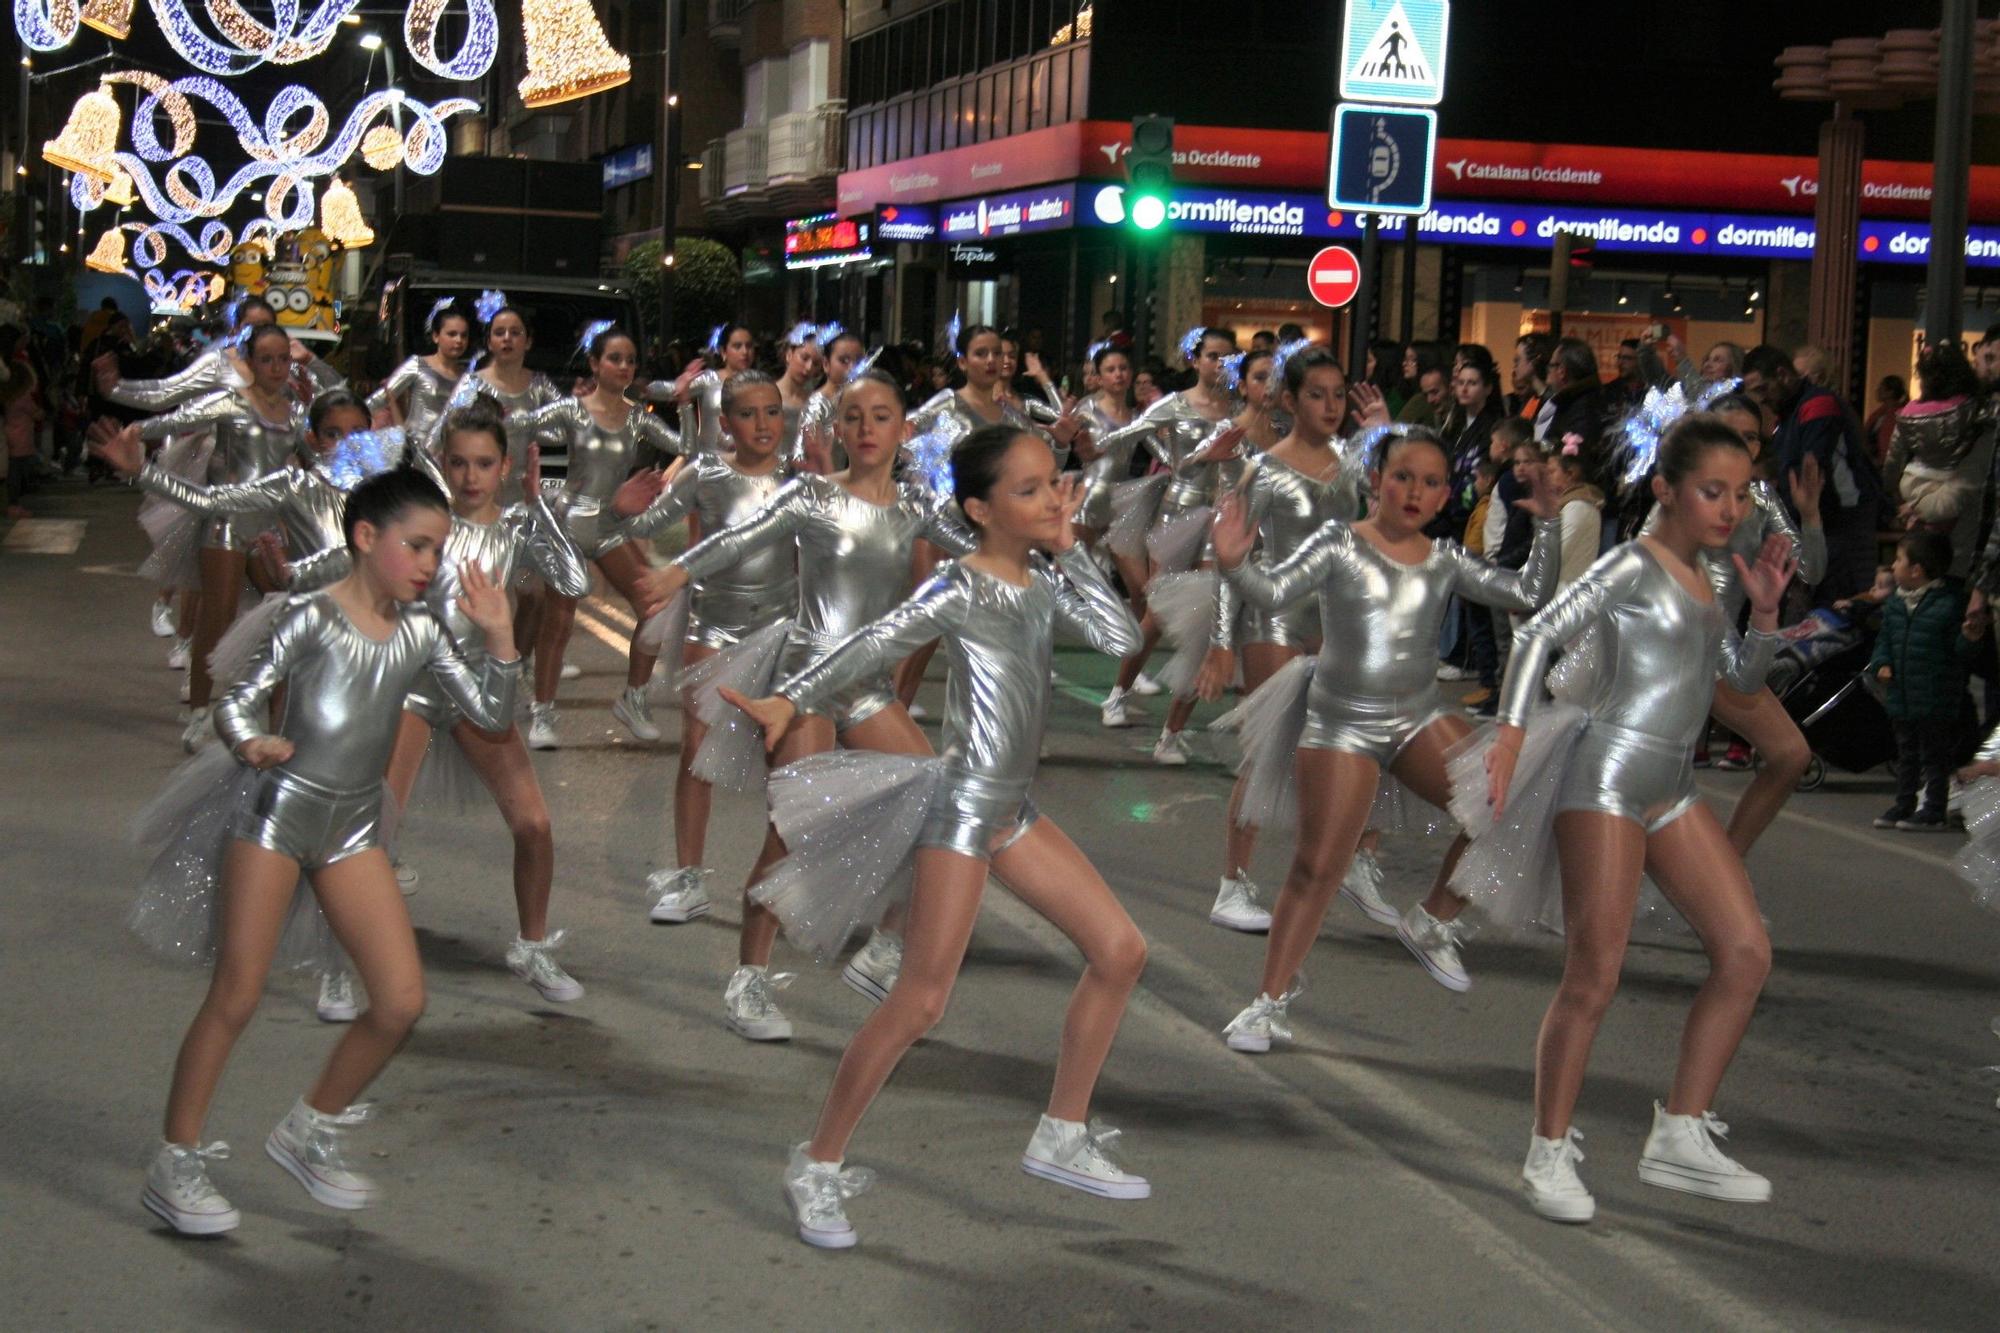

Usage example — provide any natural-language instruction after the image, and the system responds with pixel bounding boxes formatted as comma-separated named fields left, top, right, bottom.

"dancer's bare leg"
left=1255, top=747, right=1379, bottom=998
left=1707, top=683, right=1811, bottom=857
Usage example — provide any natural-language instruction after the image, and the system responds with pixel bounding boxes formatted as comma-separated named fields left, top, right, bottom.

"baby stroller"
left=1769, top=608, right=1895, bottom=791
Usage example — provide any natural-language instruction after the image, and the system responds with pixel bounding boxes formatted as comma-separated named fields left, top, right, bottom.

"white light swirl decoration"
left=405, top=0, right=499, bottom=79
left=14, top=0, right=80, bottom=50
left=145, top=0, right=358, bottom=75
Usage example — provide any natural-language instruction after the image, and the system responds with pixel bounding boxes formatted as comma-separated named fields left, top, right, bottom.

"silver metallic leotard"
left=1500, top=541, right=1780, bottom=831
left=107, top=344, right=343, bottom=412
left=672, top=474, right=977, bottom=727
left=620, top=453, right=797, bottom=647
left=1073, top=395, right=1140, bottom=530
left=368, top=356, right=462, bottom=443
left=433, top=369, right=565, bottom=506
left=137, top=390, right=306, bottom=549
left=1215, top=448, right=1369, bottom=649
left=781, top=548, right=1141, bottom=855
left=1228, top=516, right=1560, bottom=766
left=1094, top=391, right=1237, bottom=512
left=1639, top=479, right=1826, bottom=625
left=678, top=369, right=729, bottom=457
left=214, top=593, right=520, bottom=865
left=525, top=396, right=679, bottom=557
left=136, top=459, right=345, bottom=561
left=904, top=391, right=1061, bottom=492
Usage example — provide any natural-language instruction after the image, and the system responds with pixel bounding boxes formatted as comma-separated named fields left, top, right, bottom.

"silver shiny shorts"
left=231, top=769, right=384, bottom=869
left=780, top=634, right=897, bottom=732
left=1076, top=477, right=1116, bottom=531
left=1241, top=599, right=1322, bottom=649
left=917, top=771, right=1039, bottom=859
left=1300, top=685, right=1455, bottom=768
left=1556, top=721, right=1699, bottom=833
left=204, top=512, right=277, bottom=553
left=687, top=584, right=798, bottom=652
left=562, top=506, right=628, bottom=561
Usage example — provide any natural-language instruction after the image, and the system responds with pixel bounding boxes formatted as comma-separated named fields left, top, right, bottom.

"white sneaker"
left=393, top=860, right=419, bottom=894
left=1222, top=978, right=1303, bottom=1053
left=178, top=670, right=191, bottom=704
left=1638, top=1103, right=1772, bottom=1203
left=840, top=930, right=902, bottom=1004
left=1209, top=875, right=1272, bottom=932
left=507, top=931, right=586, bottom=1001
left=646, top=865, right=711, bottom=922
left=179, top=706, right=212, bottom=754
left=612, top=685, right=661, bottom=742
left=526, top=702, right=559, bottom=750
left=1152, top=728, right=1191, bottom=766
left=1021, top=1114, right=1151, bottom=1200
left=725, top=965, right=795, bottom=1041
left=1397, top=902, right=1472, bottom=992
left=151, top=601, right=178, bottom=638
left=1131, top=671, right=1165, bottom=697
left=315, top=970, right=358, bottom=1023
left=1522, top=1128, right=1594, bottom=1223
left=560, top=661, right=582, bottom=680
left=1435, top=662, right=1474, bottom=681
left=142, top=1140, right=239, bottom=1235
left=266, top=1098, right=378, bottom=1210
left=908, top=702, right=929, bottom=721
left=1338, top=848, right=1399, bottom=927
left=784, top=1142, right=873, bottom=1249
left=1100, top=687, right=1132, bottom=729
left=166, top=636, right=190, bottom=670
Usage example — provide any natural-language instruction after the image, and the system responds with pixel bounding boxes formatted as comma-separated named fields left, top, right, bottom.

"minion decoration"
left=227, top=228, right=341, bottom=342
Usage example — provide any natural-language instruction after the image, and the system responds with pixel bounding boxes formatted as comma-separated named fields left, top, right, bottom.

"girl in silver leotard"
left=424, top=305, right=566, bottom=507
left=368, top=303, right=471, bottom=441
left=629, top=372, right=977, bottom=1034
left=669, top=322, right=757, bottom=457
left=133, top=471, right=520, bottom=1235
left=795, top=330, right=866, bottom=473
left=775, top=325, right=826, bottom=467
left=1071, top=346, right=1142, bottom=538
left=1213, top=427, right=1562, bottom=1046
left=515, top=326, right=680, bottom=745
left=728, top=425, right=1152, bottom=1242
left=1456, top=414, right=1794, bottom=1223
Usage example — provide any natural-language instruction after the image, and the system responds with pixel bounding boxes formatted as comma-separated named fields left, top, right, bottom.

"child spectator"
left=1463, top=459, right=1504, bottom=557
left=1869, top=531, right=1982, bottom=831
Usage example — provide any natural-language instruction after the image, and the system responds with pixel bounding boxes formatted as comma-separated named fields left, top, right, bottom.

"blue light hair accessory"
left=1613, top=376, right=1740, bottom=487
left=474, top=289, right=508, bottom=324
left=321, top=428, right=404, bottom=491
left=1269, top=336, right=1313, bottom=385
left=426, top=296, right=457, bottom=329
left=942, top=310, right=962, bottom=356
left=784, top=320, right=818, bottom=347
left=815, top=321, right=844, bottom=344
left=578, top=318, right=616, bottom=358
left=1218, top=352, right=1246, bottom=393
left=1178, top=325, right=1206, bottom=364
left=706, top=323, right=727, bottom=354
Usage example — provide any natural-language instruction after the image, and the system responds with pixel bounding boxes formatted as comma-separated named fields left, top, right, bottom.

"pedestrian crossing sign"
left=1340, top=0, right=1450, bottom=107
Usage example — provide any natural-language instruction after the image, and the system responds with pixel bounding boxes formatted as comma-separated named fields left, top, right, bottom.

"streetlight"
left=358, top=31, right=404, bottom=217
left=357, top=31, right=382, bottom=51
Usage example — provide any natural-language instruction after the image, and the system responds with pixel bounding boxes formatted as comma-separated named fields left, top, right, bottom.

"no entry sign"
left=1306, top=245, right=1362, bottom=308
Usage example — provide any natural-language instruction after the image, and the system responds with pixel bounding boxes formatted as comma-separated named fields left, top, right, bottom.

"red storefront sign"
left=838, top=120, right=2000, bottom=223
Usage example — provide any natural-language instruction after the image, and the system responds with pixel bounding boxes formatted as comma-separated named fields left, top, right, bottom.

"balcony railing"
left=708, top=0, right=751, bottom=46
left=701, top=103, right=844, bottom=220
left=697, top=138, right=727, bottom=209
left=723, top=125, right=768, bottom=198
left=767, top=101, right=844, bottom=183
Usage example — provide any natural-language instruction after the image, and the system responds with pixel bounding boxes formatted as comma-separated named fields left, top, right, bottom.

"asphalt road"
left=4, top=479, right=1998, bottom=1331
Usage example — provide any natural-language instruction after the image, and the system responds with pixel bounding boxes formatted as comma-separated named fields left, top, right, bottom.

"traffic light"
left=1547, top=229, right=1594, bottom=318
left=1127, top=115, right=1173, bottom=234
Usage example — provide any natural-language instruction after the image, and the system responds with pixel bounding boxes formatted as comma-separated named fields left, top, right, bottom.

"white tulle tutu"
left=1956, top=778, right=2000, bottom=914
left=1230, top=657, right=1314, bottom=831
left=136, top=434, right=214, bottom=591
left=1146, top=569, right=1218, bottom=698
left=1146, top=504, right=1212, bottom=575
left=206, top=590, right=288, bottom=684
left=410, top=723, right=485, bottom=815
left=1104, top=474, right=1168, bottom=565
left=127, top=747, right=340, bottom=971
left=750, top=751, right=950, bottom=962
left=634, top=586, right=690, bottom=676
left=684, top=620, right=793, bottom=793
left=1445, top=704, right=1590, bottom=932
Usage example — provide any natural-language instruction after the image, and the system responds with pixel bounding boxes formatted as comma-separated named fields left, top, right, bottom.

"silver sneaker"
left=841, top=930, right=902, bottom=1004
left=560, top=661, right=583, bottom=680
left=393, top=860, right=419, bottom=894
left=1222, top=977, right=1304, bottom=1053
left=1131, top=671, right=1165, bottom=697
left=1523, top=1128, right=1594, bottom=1223
left=1209, top=875, right=1273, bottom=933
left=1021, top=1114, right=1151, bottom=1199
left=315, top=970, right=358, bottom=1023
left=266, top=1098, right=378, bottom=1210
left=526, top=702, right=559, bottom=750
left=725, top=965, right=795, bottom=1041
left=166, top=636, right=190, bottom=670
left=507, top=930, right=585, bottom=1002
left=179, top=706, right=212, bottom=754
left=142, top=1140, right=239, bottom=1235
left=1397, top=902, right=1471, bottom=992
left=178, top=669, right=191, bottom=704
left=646, top=865, right=712, bottom=923
left=784, top=1142, right=873, bottom=1249
left=1638, top=1103, right=1771, bottom=1203
left=1100, top=687, right=1132, bottom=729
left=612, top=685, right=661, bottom=742
left=1339, top=847, right=1399, bottom=927
left=1151, top=728, right=1191, bottom=766
left=151, top=600, right=178, bottom=638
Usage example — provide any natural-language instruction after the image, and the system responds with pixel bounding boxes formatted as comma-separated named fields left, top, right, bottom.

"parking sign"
left=1339, top=0, right=1450, bottom=107
left=1328, top=103, right=1437, bottom=216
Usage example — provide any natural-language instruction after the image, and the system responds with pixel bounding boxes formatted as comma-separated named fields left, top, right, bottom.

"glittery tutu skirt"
left=1445, top=703, right=1591, bottom=932
left=633, top=586, right=690, bottom=678
left=127, top=746, right=339, bottom=971
left=1146, top=503, right=1212, bottom=575
left=136, top=434, right=213, bottom=592
left=206, top=590, right=288, bottom=684
left=1104, top=474, right=1168, bottom=566
left=1229, top=657, right=1313, bottom=831
left=1955, top=777, right=2000, bottom=915
left=684, top=619, right=793, bottom=794
left=750, top=751, right=950, bottom=963
left=1146, top=569, right=1219, bottom=699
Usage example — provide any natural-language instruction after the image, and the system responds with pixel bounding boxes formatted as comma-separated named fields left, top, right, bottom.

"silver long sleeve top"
left=1093, top=392, right=1236, bottom=507
left=368, top=356, right=462, bottom=442
left=1498, top=541, right=1779, bottom=740
left=429, top=369, right=565, bottom=506
left=904, top=391, right=1061, bottom=490
left=1076, top=397, right=1141, bottom=486
left=1229, top=516, right=1560, bottom=700
left=619, top=453, right=797, bottom=610
left=107, top=346, right=343, bottom=412
left=781, top=548, right=1141, bottom=793
left=287, top=494, right=589, bottom=616
left=524, top=397, right=678, bottom=514
left=1213, top=448, right=1369, bottom=648
left=214, top=593, right=519, bottom=790
left=679, top=369, right=727, bottom=457
left=671, top=474, right=977, bottom=651
left=137, top=460, right=345, bottom=557
left=1641, top=479, right=1827, bottom=622
left=136, top=390, right=305, bottom=488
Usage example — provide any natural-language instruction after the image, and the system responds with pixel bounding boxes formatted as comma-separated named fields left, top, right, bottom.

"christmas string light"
left=518, top=0, right=631, bottom=108
left=43, top=81, right=120, bottom=182
left=360, top=124, right=403, bottom=170
left=80, top=0, right=130, bottom=36
left=405, top=0, right=499, bottom=79
left=319, top=177, right=374, bottom=248
left=86, top=225, right=128, bottom=273
left=14, top=0, right=80, bottom=50
left=145, top=0, right=358, bottom=75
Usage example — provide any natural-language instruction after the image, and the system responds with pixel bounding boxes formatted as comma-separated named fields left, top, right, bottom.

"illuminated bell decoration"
left=360, top=125, right=404, bottom=171
left=103, top=166, right=137, bottom=207
left=518, top=0, right=631, bottom=108
left=320, top=179, right=375, bottom=248
left=43, top=82, right=122, bottom=183
left=80, top=0, right=133, bottom=38
left=85, top=226, right=128, bottom=274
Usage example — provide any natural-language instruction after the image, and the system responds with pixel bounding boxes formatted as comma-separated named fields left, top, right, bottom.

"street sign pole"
left=1352, top=216, right=1379, bottom=383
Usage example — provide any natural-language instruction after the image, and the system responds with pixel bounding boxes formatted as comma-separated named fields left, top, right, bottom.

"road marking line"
left=586, top=595, right=636, bottom=631
left=4, top=518, right=85, bottom=554
left=573, top=603, right=634, bottom=654
left=1697, top=778, right=1958, bottom=871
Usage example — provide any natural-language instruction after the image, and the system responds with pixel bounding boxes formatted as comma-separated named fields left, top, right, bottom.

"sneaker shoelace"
left=1053, top=1118, right=1132, bottom=1175
left=297, top=1103, right=375, bottom=1172
left=1691, top=1112, right=1742, bottom=1168
left=1224, top=877, right=1262, bottom=909
left=516, top=930, right=570, bottom=980
left=798, top=1160, right=875, bottom=1228
left=650, top=865, right=708, bottom=902
left=165, top=1140, right=231, bottom=1200
left=322, top=973, right=354, bottom=1009
left=1224, top=977, right=1305, bottom=1040
left=730, top=969, right=796, bottom=1018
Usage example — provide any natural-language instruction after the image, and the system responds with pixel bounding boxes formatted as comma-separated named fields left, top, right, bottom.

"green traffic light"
left=1131, top=194, right=1167, bottom=231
